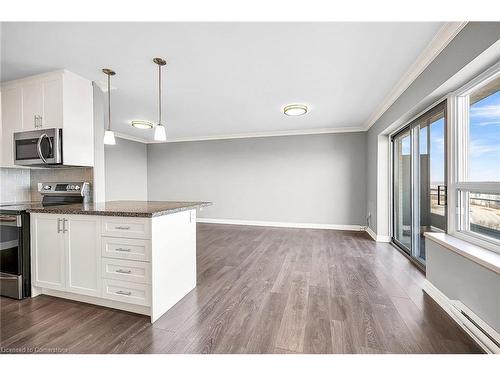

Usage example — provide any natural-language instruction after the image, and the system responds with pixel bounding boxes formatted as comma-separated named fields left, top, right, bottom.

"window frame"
left=447, top=62, right=500, bottom=253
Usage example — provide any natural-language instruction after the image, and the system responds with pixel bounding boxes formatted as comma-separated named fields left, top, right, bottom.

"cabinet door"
left=43, top=78, right=63, bottom=128
left=1, top=86, right=23, bottom=166
left=64, top=215, right=101, bottom=297
left=22, top=82, right=44, bottom=129
left=31, top=214, right=66, bottom=291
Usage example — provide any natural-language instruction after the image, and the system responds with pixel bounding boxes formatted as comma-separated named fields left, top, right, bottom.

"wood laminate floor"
left=0, top=224, right=482, bottom=354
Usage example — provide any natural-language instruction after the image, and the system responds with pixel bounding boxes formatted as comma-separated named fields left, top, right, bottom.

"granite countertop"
left=27, top=200, right=212, bottom=218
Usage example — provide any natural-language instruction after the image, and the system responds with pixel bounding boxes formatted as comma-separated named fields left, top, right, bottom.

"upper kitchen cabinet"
left=1, top=70, right=94, bottom=167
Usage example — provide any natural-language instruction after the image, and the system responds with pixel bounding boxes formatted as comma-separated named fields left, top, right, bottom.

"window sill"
left=424, top=232, right=500, bottom=275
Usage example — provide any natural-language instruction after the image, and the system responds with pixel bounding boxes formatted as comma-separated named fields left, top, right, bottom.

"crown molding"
left=363, top=21, right=468, bottom=131
left=116, top=126, right=366, bottom=144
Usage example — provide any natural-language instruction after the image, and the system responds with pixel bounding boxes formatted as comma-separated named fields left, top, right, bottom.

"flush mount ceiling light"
left=131, top=120, right=154, bottom=130
left=102, top=68, right=116, bottom=145
left=153, top=57, right=167, bottom=142
left=284, top=104, right=308, bottom=116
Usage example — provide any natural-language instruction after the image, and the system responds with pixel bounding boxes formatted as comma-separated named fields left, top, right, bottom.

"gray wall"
left=105, top=138, right=148, bottom=201
left=367, top=22, right=500, bottom=233
left=426, top=240, right=500, bottom=332
left=148, top=133, right=367, bottom=226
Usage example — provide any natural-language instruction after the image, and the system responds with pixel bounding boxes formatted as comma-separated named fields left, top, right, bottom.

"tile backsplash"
left=0, top=168, right=31, bottom=204
left=0, top=167, right=94, bottom=204
left=30, top=167, right=93, bottom=202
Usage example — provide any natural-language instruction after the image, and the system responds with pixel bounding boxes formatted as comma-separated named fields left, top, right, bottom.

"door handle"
left=115, top=269, right=132, bottom=274
left=437, top=185, right=447, bottom=206
left=57, top=218, right=62, bottom=233
left=115, top=290, right=132, bottom=296
left=36, top=133, right=52, bottom=164
left=63, top=218, right=68, bottom=233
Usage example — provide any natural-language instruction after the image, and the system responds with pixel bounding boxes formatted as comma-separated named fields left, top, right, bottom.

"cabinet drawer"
left=101, top=217, right=151, bottom=239
left=102, top=279, right=151, bottom=306
left=102, top=258, right=151, bottom=285
left=101, top=237, right=151, bottom=262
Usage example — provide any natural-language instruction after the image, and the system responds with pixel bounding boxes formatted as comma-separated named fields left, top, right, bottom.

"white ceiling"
left=1, top=22, right=443, bottom=141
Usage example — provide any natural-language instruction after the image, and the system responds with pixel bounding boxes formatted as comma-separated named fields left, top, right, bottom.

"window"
left=451, top=65, right=500, bottom=251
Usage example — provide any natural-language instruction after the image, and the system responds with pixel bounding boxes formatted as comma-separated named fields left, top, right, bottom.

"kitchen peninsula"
left=28, top=201, right=211, bottom=322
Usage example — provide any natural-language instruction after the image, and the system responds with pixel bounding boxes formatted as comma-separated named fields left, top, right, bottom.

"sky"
left=469, top=90, right=500, bottom=181
left=398, top=89, right=500, bottom=184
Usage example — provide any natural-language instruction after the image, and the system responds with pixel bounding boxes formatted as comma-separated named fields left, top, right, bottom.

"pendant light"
left=102, top=68, right=116, bottom=145
left=153, top=57, right=167, bottom=142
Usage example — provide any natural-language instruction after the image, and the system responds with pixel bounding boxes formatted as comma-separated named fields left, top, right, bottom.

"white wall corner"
left=366, top=226, right=391, bottom=242
left=376, top=135, right=390, bottom=240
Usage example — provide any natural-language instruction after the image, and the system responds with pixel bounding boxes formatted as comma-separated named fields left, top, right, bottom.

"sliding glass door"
left=393, top=130, right=412, bottom=253
left=392, top=102, right=447, bottom=264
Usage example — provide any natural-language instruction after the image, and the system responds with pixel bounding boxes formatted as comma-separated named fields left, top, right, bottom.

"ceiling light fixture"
left=102, top=68, right=116, bottom=145
left=153, top=57, right=167, bottom=142
left=131, top=120, right=154, bottom=130
left=284, top=104, right=308, bottom=116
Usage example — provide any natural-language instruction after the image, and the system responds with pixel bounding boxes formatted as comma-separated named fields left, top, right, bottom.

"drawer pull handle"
left=115, top=290, right=132, bottom=296
left=115, top=226, right=131, bottom=230
left=115, top=248, right=131, bottom=252
left=115, top=269, right=132, bottom=274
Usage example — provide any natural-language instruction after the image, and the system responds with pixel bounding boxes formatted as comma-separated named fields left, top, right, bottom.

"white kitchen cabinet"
left=1, top=70, right=94, bottom=167
left=22, top=81, right=44, bottom=130
left=31, top=209, right=197, bottom=323
left=65, top=215, right=101, bottom=297
left=31, top=214, right=66, bottom=291
left=0, top=86, right=23, bottom=167
left=31, top=213, right=101, bottom=296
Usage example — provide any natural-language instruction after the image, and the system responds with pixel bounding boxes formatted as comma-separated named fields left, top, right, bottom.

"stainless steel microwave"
left=13, top=128, right=63, bottom=166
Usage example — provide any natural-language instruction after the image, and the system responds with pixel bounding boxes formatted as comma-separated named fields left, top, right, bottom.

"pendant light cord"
left=158, top=63, right=162, bottom=125
left=107, top=73, right=111, bottom=131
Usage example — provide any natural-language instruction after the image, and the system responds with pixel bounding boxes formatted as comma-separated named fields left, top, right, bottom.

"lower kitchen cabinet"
left=30, top=209, right=197, bottom=323
left=31, top=213, right=101, bottom=296
left=31, top=214, right=66, bottom=291
left=65, top=215, right=101, bottom=297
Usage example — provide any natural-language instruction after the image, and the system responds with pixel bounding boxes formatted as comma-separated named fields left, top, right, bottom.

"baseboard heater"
left=450, top=300, right=500, bottom=354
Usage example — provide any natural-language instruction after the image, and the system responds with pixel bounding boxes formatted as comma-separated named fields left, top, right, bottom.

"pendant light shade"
left=153, top=57, right=167, bottom=142
left=102, top=68, right=116, bottom=145
left=154, top=124, right=167, bottom=141
left=104, top=130, right=116, bottom=145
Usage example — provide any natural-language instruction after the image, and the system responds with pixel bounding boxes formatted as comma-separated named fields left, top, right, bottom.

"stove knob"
left=75, top=185, right=81, bottom=190
left=68, top=185, right=74, bottom=190
left=44, top=185, right=50, bottom=190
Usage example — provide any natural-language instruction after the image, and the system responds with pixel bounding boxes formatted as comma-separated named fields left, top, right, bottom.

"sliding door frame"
left=390, top=100, right=448, bottom=265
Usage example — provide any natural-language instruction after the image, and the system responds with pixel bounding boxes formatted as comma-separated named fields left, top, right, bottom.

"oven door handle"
left=0, top=215, right=22, bottom=227
left=36, top=133, right=52, bottom=164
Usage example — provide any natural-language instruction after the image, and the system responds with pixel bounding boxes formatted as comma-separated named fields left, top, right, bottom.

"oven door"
left=13, top=128, right=62, bottom=166
left=0, top=214, right=23, bottom=299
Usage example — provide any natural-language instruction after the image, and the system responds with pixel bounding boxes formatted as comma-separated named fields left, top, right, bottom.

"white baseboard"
left=197, top=218, right=364, bottom=231
left=366, top=226, right=391, bottom=242
left=38, top=288, right=150, bottom=317
left=423, top=279, right=499, bottom=354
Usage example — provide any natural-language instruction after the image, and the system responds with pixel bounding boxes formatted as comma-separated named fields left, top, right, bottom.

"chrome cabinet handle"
left=62, top=218, right=68, bottom=233
left=115, top=269, right=132, bottom=274
left=115, top=290, right=132, bottom=296
left=115, top=226, right=131, bottom=230
left=34, top=115, right=43, bottom=128
left=115, top=247, right=131, bottom=252
left=57, top=218, right=62, bottom=233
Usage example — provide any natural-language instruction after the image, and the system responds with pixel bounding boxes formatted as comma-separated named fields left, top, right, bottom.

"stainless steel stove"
left=0, top=181, right=90, bottom=299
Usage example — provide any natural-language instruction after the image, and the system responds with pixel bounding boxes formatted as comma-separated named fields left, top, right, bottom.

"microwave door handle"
left=36, top=133, right=52, bottom=164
